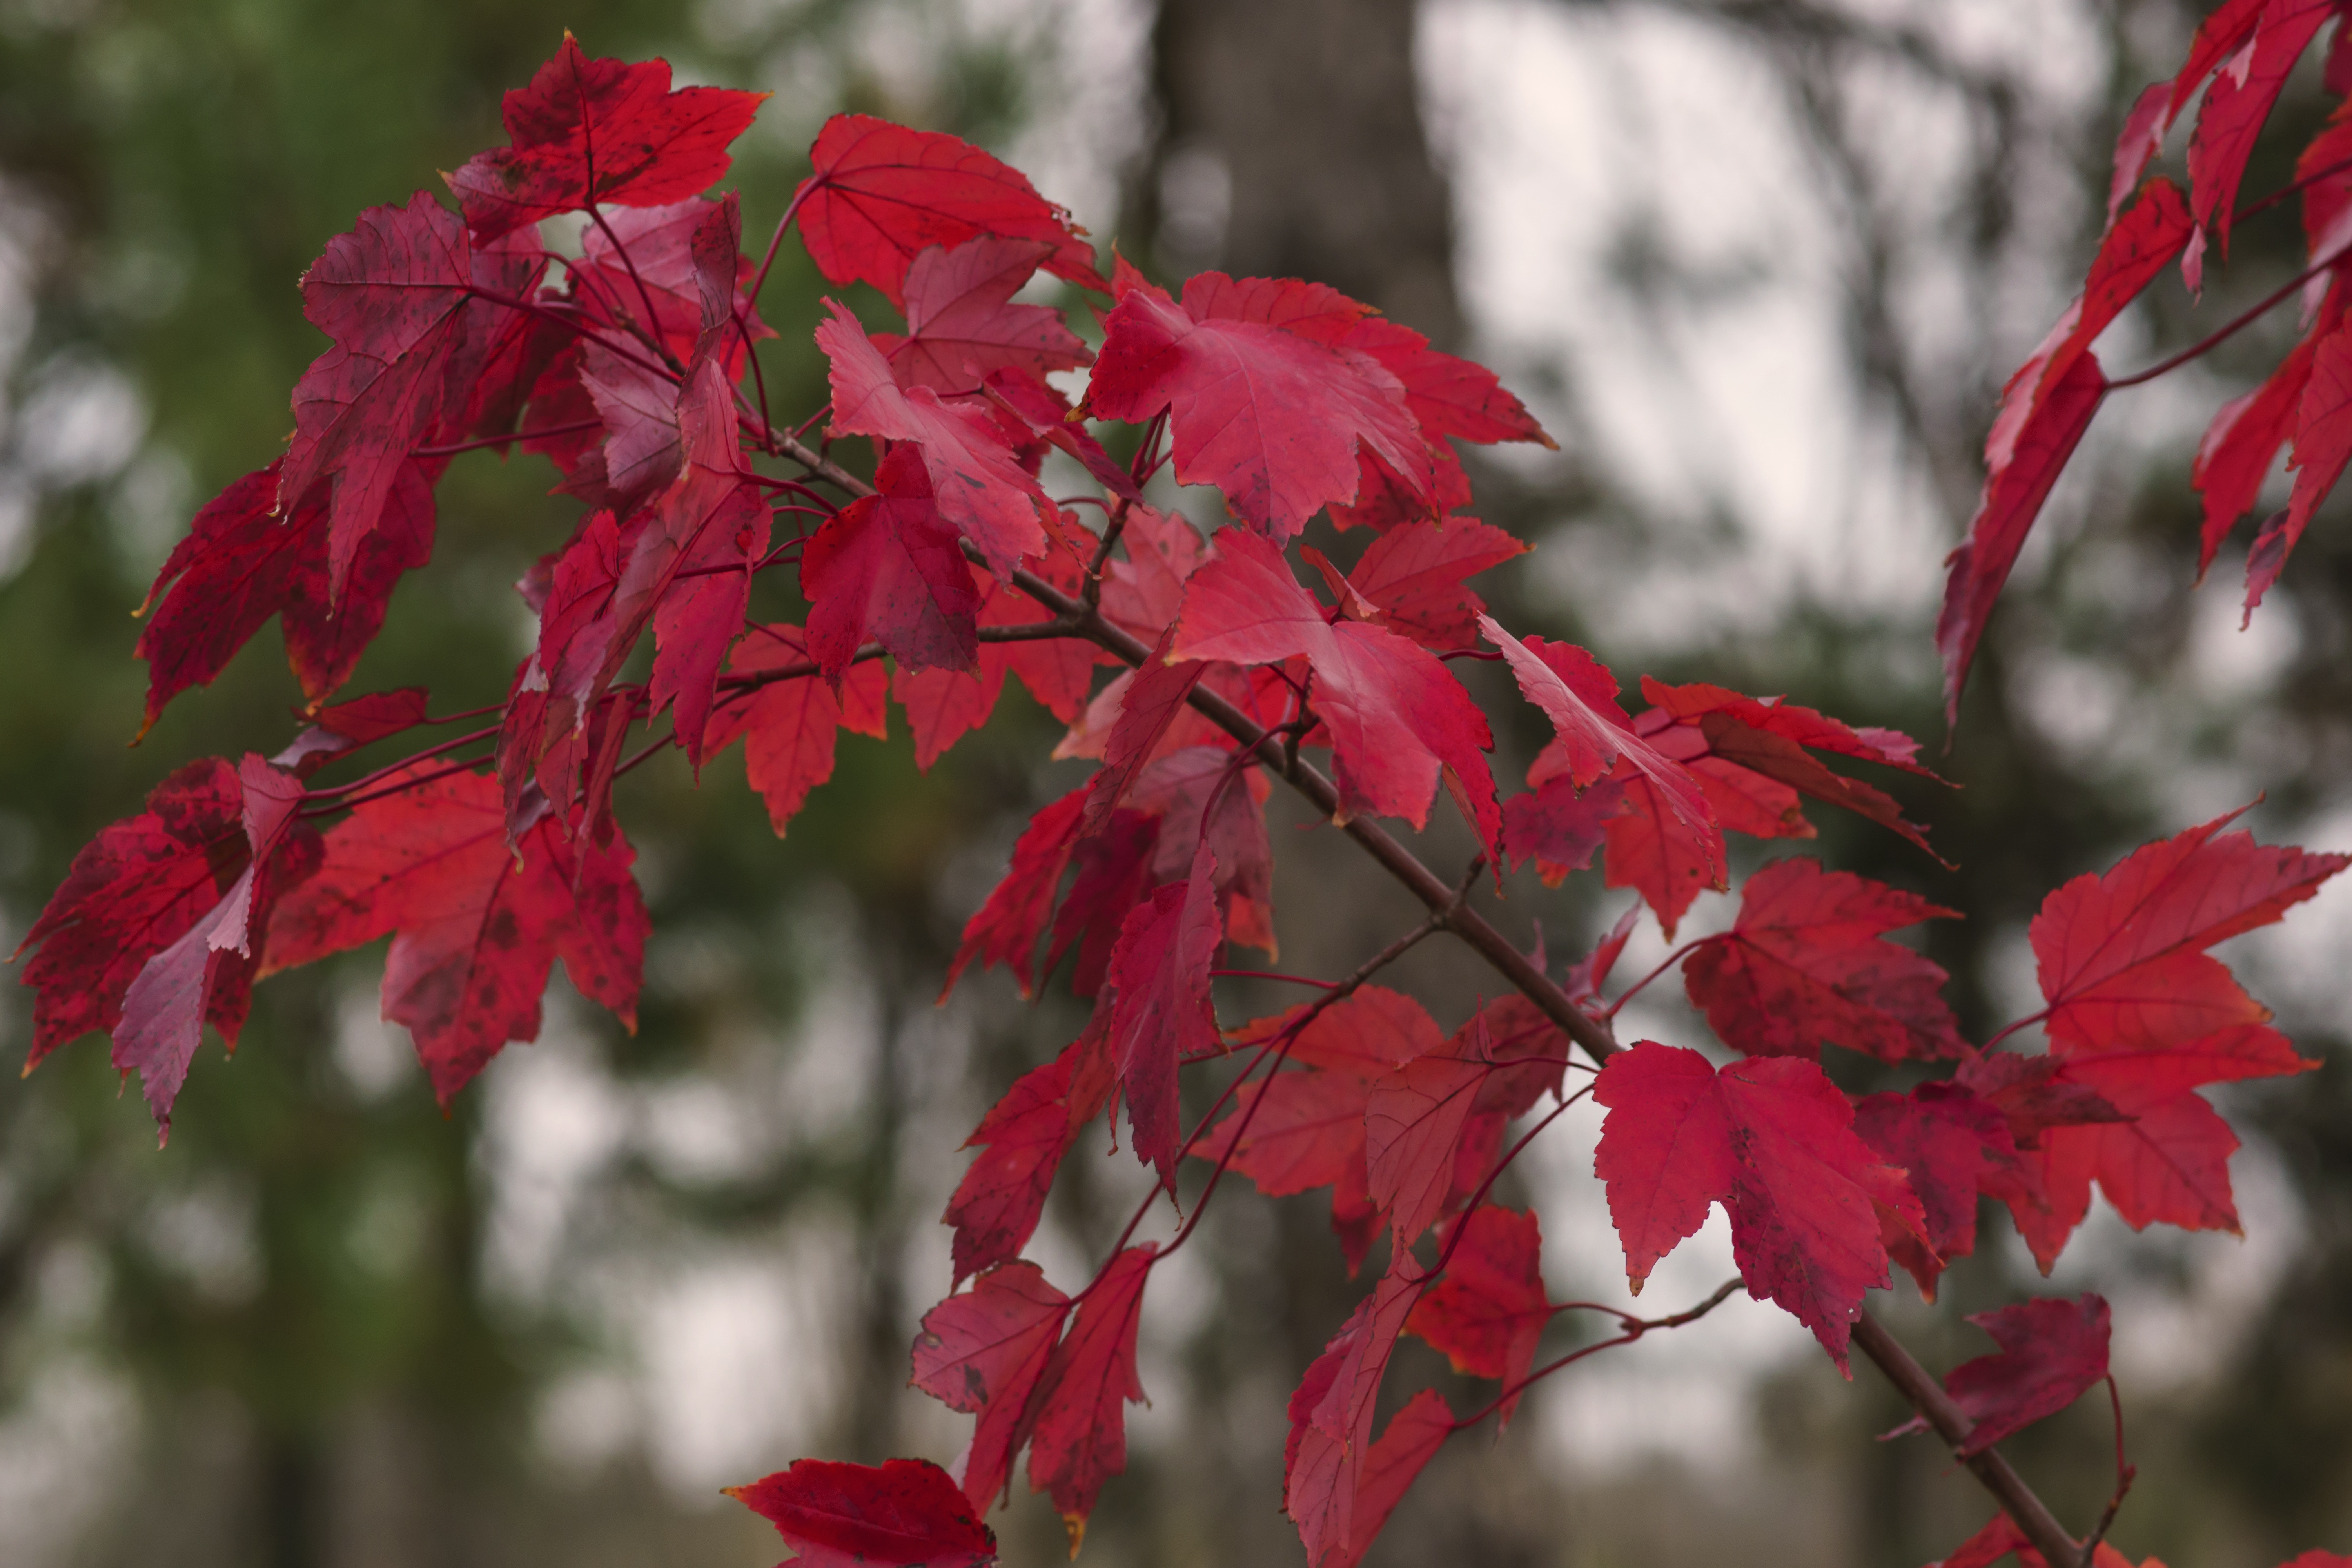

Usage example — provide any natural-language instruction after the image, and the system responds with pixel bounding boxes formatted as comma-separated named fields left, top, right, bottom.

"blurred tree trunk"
left=1127, top=0, right=1465, bottom=348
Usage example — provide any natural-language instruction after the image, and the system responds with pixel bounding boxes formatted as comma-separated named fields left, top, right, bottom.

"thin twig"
left=1451, top=1278, right=1744, bottom=1430
left=2079, top=1376, right=2136, bottom=1566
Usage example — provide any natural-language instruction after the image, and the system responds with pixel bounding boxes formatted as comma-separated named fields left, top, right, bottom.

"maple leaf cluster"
left=1939, top=0, right=2352, bottom=719
left=17, top=24, right=2352, bottom=1568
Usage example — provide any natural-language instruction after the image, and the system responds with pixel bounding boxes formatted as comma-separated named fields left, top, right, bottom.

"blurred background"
left=1, top=0, right=2349, bottom=1563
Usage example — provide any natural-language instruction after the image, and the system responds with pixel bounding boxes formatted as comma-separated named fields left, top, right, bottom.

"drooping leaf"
left=1087, top=269, right=1433, bottom=540
left=1285, top=1250, right=1425, bottom=1568
left=794, top=114, right=1104, bottom=308
left=19, top=757, right=321, bottom=1139
left=2182, top=0, right=2332, bottom=287
left=2191, top=287, right=2335, bottom=577
left=280, top=194, right=541, bottom=597
left=136, top=460, right=436, bottom=734
left=1592, top=1042, right=1919, bottom=1370
left=1681, top=858, right=1966, bottom=1063
left=1026, top=1244, right=1155, bottom=1548
left=1937, top=180, right=2192, bottom=723
left=1198, top=988, right=1444, bottom=1253
left=628, top=359, right=771, bottom=769
left=1095, top=838, right=1223, bottom=1182
left=941, top=1042, right=1086, bottom=1284
left=448, top=35, right=767, bottom=241
left=1887, top=1294, right=2110, bottom=1455
left=911, top=1261, right=1071, bottom=1508
left=871, top=236, right=1093, bottom=394
left=1406, top=1204, right=1548, bottom=1427
left=1364, top=1019, right=1492, bottom=1249
left=728, top=1457, right=995, bottom=1568
left=1082, top=624, right=1205, bottom=833
left=2247, top=312, right=2352, bottom=619
left=262, top=766, right=648, bottom=1103
left=18, top=760, right=313, bottom=1120
left=944, top=784, right=1092, bottom=998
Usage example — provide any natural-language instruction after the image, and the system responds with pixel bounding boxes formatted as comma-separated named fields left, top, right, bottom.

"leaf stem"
left=1600, top=938, right=1709, bottom=1020
left=2107, top=255, right=2334, bottom=389
left=1209, top=969, right=1338, bottom=989
left=1980, top=1007, right=2051, bottom=1052
left=414, top=419, right=602, bottom=458
left=1450, top=1277, right=1745, bottom=1431
left=748, top=180, right=816, bottom=310
left=2079, top=1376, right=2136, bottom=1566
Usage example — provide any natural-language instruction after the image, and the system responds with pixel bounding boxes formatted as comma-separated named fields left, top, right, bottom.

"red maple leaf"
left=793, top=114, right=1103, bottom=309
left=262, top=766, right=648, bottom=1103
left=280, top=194, right=543, bottom=598
left=705, top=624, right=889, bottom=836
left=802, top=443, right=982, bottom=679
left=1025, top=1243, right=1154, bottom=1548
left=1503, top=775, right=1626, bottom=887
left=1406, top=1203, right=1549, bottom=1428
left=1852, top=1083, right=2031, bottom=1299
left=135, top=460, right=435, bottom=735
left=940, top=1040, right=1095, bottom=1284
left=869, top=236, right=1093, bottom=395
left=1592, top=1042, right=1922, bottom=1369
left=1286, top=1249, right=1426, bottom=1568
left=889, top=563, right=1098, bottom=772
left=2192, top=281, right=2343, bottom=577
left=1681, top=857, right=1966, bottom=1063
left=1629, top=678, right=1941, bottom=856
left=560, top=194, right=772, bottom=367
left=17, top=756, right=319, bottom=1138
left=1087, top=268, right=1433, bottom=539
left=1094, top=839, right=1223, bottom=1182
left=1173, top=530, right=1500, bottom=860
left=728, top=1456, right=995, bottom=1568
left=1320, top=1389, right=1452, bottom=1568
left=447, top=36, right=767, bottom=241
left=1332, top=517, right=1526, bottom=652
left=2031, top=806, right=2346, bottom=1056
left=630, top=359, right=770, bottom=768
left=1365, top=1015, right=1498, bottom=1249
left=1480, top=617, right=1718, bottom=932
left=1937, top=178, right=2192, bottom=722
left=944, top=784, right=1091, bottom=998
left=818, top=299, right=1058, bottom=579
left=1198, top=987, right=1446, bottom=1251
left=2247, top=311, right=2352, bottom=619
left=1960, top=808, right=2347, bottom=1270
left=2182, top=0, right=2332, bottom=288
left=911, top=1261, right=1072, bottom=1508
left=1080, top=626, right=1207, bottom=833
left=1887, top=1294, right=2111, bottom=1455
left=1126, top=745, right=1277, bottom=955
